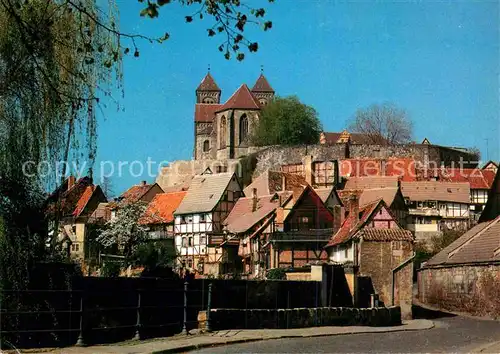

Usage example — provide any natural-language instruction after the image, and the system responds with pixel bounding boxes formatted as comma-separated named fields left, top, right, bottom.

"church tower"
left=196, top=72, right=221, bottom=104
left=251, top=73, right=275, bottom=106
left=194, top=72, right=221, bottom=160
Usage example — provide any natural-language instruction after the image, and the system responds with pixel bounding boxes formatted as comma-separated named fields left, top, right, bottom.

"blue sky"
left=94, top=0, right=499, bottom=195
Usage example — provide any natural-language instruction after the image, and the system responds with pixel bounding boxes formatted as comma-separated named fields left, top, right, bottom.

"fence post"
left=134, top=290, right=141, bottom=340
left=206, top=283, right=213, bottom=332
left=181, top=281, right=188, bottom=335
left=76, top=294, right=85, bottom=346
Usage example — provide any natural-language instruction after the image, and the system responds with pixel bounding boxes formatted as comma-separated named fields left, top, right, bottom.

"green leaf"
left=158, top=0, right=171, bottom=5
left=248, top=42, right=258, bottom=52
left=207, top=29, right=216, bottom=37
left=185, top=16, right=193, bottom=23
left=124, top=48, right=130, bottom=54
left=236, top=53, right=245, bottom=61
left=264, top=21, right=273, bottom=31
left=134, top=49, right=140, bottom=57
left=224, top=51, right=231, bottom=60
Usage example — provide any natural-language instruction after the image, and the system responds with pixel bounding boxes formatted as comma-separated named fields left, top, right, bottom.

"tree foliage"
left=348, top=103, right=413, bottom=145
left=96, top=202, right=148, bottom=260
left=251, top=96, right=322, bottom=146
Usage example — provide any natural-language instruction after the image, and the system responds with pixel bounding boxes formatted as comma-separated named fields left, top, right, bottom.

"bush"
left=266, top=268, right=287, bottom=280
left=101, top=261, right=121, bottom=277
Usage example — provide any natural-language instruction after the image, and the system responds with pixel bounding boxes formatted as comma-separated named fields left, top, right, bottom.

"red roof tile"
left=357, top=228, right=413, bottom=242
left=46, top=176, right=93, bottom=217
left=195, top=104, right=221, bottom=123
left=419, top=167, right=496, bottom=189
left=400, top=181, right=470, bottom=203
left=243, top=170, right=308, bottom=197
left=139, top=191, right=187, bottom=225
left=252, top=74, right=274, bottom=92
left=196, top=72, right=221, bottom=91
left=73, top=186, right=96, bottom=217
left=224, top=194, right=280, bottom=234
left=120, top=183, right=158, bottom=204
left=217, top=84, right=261, bottom=112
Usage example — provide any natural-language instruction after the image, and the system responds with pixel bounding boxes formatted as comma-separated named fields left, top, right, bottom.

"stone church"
left=193, top=72, right=275, bottom=160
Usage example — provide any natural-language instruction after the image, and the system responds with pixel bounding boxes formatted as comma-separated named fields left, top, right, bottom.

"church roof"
left=196, top=72, right=221, bottom=92
left=195, top=103, right=221, bottom=122
left=252, top=74, right=274, bottom=92
left=217, top=84, right=261, bottom=112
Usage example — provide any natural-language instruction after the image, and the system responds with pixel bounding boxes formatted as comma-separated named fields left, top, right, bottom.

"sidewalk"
left=26, top=320, right=434, bottom=354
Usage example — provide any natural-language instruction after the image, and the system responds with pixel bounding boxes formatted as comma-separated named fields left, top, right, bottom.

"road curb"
left=152, top=321, right=435, bottom=353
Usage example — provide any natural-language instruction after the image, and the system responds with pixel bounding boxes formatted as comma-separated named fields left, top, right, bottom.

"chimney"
left=67, top=175, right=76, bottom=192
left=141, top=180, right=147, bottom=186
left=332, top=160, right=340, bottom=187
left=252, top=188, right=258, bottom=212
left=348, top=193, right=360, bottom=223
left=281, top=174, right=286, bottom=192
left=302, top=155, right=313, bottom=186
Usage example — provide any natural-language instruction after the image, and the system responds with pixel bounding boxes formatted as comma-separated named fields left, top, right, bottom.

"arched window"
left=239, top=114, right=248, bottom=145
left=259, top=98, right=267, bottom=106
left=219, top=116, right=226, bottom=149
left=203, top=140, right=210, bottom=152
left=202, top=97, right=215, bottom=104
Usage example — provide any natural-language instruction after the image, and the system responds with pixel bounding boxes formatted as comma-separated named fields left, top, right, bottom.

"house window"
left=181, top=216, right=187, bottom=224
left=203, top=140, right=210, bottom=152
left=182, top=237, right=188, bottom=247
left=187, top=216, right=193, bottom=223
left=200, top=235, right=207, bottom=245
left=187, top=258, right=193, bottom=268
left=202, top=97, right=215, bottom=104
left=200, top=214, right=206, bottom=223
left=72, top=225, right=76, bottom=234
left=344, top=248, right=348, bottom=258
left=220, top=116, right=227, bottom=149
left=188, top=237, right=193, bottom=247
left=239, top=114, right=248, bottom=145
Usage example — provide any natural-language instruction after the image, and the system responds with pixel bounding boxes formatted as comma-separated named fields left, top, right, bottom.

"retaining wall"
left=201, top=306, right=401, bottom=330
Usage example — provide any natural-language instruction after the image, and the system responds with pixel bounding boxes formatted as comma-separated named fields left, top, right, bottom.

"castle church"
left=193, top=72, right=275, bottom=160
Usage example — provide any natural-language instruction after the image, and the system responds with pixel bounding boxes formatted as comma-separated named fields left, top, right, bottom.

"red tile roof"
left=196, top=72, right=221, bottom=91
left=419, top=168, right=496, bottom=189
left=224, top=194, right=280, bottom=234
left=357, top=228, right=413, bottom=242
left=120, top=183, right=159, bottom=204
left=344, top=176, right=399, bottom=189
left=46, top=176, right=94, bottom=217
left=217, top=84, right=261, bottom=112
left=400, top=181, right=470, bottom=203
left=339, top=188, right=401, bottom=209
left=243, top=170, right=309, bottom=197
left=139, top=191, right=187, bottom=225
left=195, top=103, right=221, bottom=123
left=73, top=186, right=97, bottom=217
left=252, top=74, right=274, bottom=92
left=325, top=200, right=382, bottom=248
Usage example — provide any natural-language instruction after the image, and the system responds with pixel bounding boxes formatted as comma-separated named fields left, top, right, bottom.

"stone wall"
left=202, top=306, right=402, bottom=330
left=418, top=264, right=500, bottom=307
left=359, top=240, right=414, bottom=319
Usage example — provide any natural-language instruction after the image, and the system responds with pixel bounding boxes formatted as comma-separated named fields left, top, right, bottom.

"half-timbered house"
left=173, top=172, right=242, bottom=275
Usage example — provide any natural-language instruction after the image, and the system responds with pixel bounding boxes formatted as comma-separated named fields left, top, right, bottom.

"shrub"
left=101, top=261, right=121, bottom=277
left=266, top=268, right=287, bottom=280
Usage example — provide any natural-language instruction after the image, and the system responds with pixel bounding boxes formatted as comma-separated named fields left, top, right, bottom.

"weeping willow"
left=0, top=0, right=123, bottom=311
left=0, top=0, right=123, bottom=187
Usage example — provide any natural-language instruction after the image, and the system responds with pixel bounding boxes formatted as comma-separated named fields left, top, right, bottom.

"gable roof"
left=252, top=74, right=274, bottom=92
left=89, top=202, right=111, bottom=222
left=46, top=176, right=95, bottom=217
left=344, top=176, right=399, bottom=190
left=73, top=185, right=106, bottom=217
left=195, top=103, right=222, bottom=123
left=482, top=160, right=499, bottom=170
left=217, top=84, right=261, bottom=112
left=223, top=194, right=281, bottom=234
left=243, top=170, right=309, bottom=197
left=314, top=187, right=342, bottom=206
left=139, top=191, right=187, bottom=225
left=424, top=216, right=500, bottom=267
left=400, top=181, right=470, bottom=203
left=326, top=200, right=412, bottom=248
left=119, top=182, right=163, bottom=205
left=196, top=72, right=221, bottom=91
left=175, top=173, right=237, bottom=215
left=338, top=188, right=401, bottom=209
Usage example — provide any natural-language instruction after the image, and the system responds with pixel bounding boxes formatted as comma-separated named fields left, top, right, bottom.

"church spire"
left=196, top=71, right=221, bottom=104
left=251, top=71, right=274, bottom=105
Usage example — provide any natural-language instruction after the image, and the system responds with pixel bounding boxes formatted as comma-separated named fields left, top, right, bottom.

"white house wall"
left=329, top=243, right=354, bottom=263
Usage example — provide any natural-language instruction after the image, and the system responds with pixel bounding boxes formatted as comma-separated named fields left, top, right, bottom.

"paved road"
left=193, top=315, right=500, bottom=353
